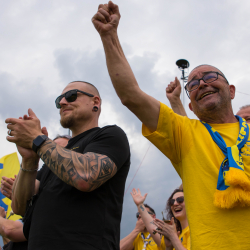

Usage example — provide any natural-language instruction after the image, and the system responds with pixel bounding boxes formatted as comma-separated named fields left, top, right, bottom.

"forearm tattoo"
left=37, top=140, right=117, bottom=191
left=140, top=205, right=144, bottom=211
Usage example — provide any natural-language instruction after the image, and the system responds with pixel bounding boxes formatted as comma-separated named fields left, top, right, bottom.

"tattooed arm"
left=131, top=188, right=161, bottom=247
left=37, top=139, right=117, bottom=192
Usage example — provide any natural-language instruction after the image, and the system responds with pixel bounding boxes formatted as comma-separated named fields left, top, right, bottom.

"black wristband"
left=32, top=135, right=48, bottom=153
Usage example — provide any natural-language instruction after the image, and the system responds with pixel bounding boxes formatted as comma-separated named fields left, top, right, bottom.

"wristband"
left=20, top=164, right=38, bottom=172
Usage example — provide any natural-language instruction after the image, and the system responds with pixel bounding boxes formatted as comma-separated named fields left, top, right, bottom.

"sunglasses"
left=55, top=89, right=94, bottom=109
left=136, top=211, right=154, bottom=219
left=170, top=196, right=184, bottom=206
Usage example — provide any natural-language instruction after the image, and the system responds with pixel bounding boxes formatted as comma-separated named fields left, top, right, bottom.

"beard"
left=60, top=114, right=75, bottom=128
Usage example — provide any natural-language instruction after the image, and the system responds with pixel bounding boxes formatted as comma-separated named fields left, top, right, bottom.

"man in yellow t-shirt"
left=120, top=204, right=158, bottom=250
left=93, top=3, right=250, bottom=249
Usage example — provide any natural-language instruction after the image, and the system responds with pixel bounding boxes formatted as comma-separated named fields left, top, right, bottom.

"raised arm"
left=166, top=77, right=187, bottom=117
left=92, top=2, right=160, bottom=132
left=130, top=188, right=161, bottom=247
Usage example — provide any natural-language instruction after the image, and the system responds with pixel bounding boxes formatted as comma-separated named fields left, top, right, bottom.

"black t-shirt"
left=28, top=125, right=130, bottom=250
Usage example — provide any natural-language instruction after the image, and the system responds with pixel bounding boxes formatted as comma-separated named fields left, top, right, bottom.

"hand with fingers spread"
left=1, top=176, right=16, bottom=200
left=154, top=217, right=178, bottom=240
left=130, top=188, right=147, bottom=207
left=5, top=109, right=44, bottom=150
left=92, top=1, right=120, bottom=36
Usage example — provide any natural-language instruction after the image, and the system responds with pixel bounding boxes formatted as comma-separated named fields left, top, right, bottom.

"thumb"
left=108, top=1, right=120, bottom=15
left=175, top=77, right=181, bottom=87
left=41, top=127, right=48, bottom=137
left=28, top=108, right=37, bottom=118
left=171, top=217, right=175, bottom=224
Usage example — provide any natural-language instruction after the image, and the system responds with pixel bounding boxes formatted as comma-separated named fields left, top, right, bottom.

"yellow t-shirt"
left=142, top=102, right=250, bottom=250
left=159, top=226, right=190, bottom=250
left=133, top=232, right=158, bottom=250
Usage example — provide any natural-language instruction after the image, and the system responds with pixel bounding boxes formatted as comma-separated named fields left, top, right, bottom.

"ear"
left=188, top=102, right=193, bottom=111
left=93, top=96, right=101, bottom=107
left=229, top=85, right=235, bottom=100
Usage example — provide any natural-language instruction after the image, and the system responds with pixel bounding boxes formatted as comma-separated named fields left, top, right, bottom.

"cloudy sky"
left=0, top=0, right=250, bottom=240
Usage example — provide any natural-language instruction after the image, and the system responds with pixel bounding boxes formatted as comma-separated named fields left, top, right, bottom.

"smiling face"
left=188, top=65, right=235, bottom=120
left=170, top=191, right=186, bottom=221
left=236, top=106, right=250, bottom=124
left=59, top=81, right=100, bottom=130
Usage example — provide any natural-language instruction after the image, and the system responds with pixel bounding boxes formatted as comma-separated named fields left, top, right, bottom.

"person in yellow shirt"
left=130, top=188, right=189, bottom=250
left=92, top=2, right=250, bottom=249
left=154, top=188, right=190, bottom=250
left=120, top=199, right=159, bottom=250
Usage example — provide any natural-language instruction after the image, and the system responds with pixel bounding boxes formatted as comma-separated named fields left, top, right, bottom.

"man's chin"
left=60, top=117, right=74, bottom=129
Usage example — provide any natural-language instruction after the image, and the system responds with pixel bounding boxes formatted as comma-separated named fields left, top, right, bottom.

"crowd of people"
left=0, top=1, right=249, bottom=249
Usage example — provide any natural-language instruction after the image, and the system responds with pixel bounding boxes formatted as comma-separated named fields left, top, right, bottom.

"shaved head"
left=189, top=64, right=226, bottom=79
left=68, top=81, right=101, bottom=99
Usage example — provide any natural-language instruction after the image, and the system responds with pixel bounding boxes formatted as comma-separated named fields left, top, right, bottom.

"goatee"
left=60, top=116, right=74, bottom=128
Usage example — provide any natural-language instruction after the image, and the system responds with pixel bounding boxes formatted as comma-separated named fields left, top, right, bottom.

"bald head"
left=237, top=105, right=250, bottom=124
left=188, top=64, right=227, bottom=82
left=68, top=81, right=101, bottom=99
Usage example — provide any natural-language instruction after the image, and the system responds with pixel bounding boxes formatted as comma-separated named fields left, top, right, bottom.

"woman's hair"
left=165, top=188, right=183, bottom=233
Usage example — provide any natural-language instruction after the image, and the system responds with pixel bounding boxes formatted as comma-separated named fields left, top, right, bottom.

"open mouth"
left=199, top=91, right=216, bottom=100
left=174, top=207, right=182, bottom=213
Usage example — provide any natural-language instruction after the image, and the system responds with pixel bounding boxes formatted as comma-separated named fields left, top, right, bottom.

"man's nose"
left=59, top=96, right=68, bottom=106
left=198, top=79, right=209, bottom=89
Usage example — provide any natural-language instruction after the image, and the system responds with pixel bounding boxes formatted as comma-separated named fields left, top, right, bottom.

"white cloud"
left=0, top=0, right=249, bottom=240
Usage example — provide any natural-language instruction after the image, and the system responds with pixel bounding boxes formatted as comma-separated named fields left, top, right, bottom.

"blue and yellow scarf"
left=202, top=116, right=250, bottom=209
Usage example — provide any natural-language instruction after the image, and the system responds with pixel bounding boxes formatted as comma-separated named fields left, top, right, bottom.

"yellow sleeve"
left=142, top=102, right=187, bottom=175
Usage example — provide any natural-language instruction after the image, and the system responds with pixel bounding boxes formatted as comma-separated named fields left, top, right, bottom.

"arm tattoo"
left=140, top=205, right=144, bottom=211
left=37, top=139, right=117, bottom=191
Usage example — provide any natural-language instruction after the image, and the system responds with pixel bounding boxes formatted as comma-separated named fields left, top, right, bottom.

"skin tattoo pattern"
left=37, top=139, right=117, bottom=191
left=140, top=205, right=144, bottom=211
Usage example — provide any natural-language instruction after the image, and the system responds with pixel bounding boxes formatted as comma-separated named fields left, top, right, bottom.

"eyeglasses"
left=184, top=72, right=229, bottom=97
left=136, top=211, right=154, bottom=219
left=170, top=196, right=184, bottom=206
left=55, top=89, right=94, bottom=109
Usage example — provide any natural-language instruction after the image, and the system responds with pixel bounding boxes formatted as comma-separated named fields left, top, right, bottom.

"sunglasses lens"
left=170, top=199, right=175, bottom=206
left=65, top=90, right=77, bottom=103
left=176, top=196, right=184, bottom=203
left=55, top=96, right=63, bottom=109
left=136, top=212, right=139, bottom=218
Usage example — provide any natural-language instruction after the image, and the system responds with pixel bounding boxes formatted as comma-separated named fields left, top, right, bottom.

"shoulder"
left=98, top=125, right=129, bottom=142
left=100, top=125, right=127, bottom=135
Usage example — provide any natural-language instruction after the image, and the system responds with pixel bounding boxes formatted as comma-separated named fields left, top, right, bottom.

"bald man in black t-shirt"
left=7, top=81, right=130, bottom=250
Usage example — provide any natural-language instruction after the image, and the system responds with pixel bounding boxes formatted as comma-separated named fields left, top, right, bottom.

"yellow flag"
left=0, top=152, right=22, bottom=221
